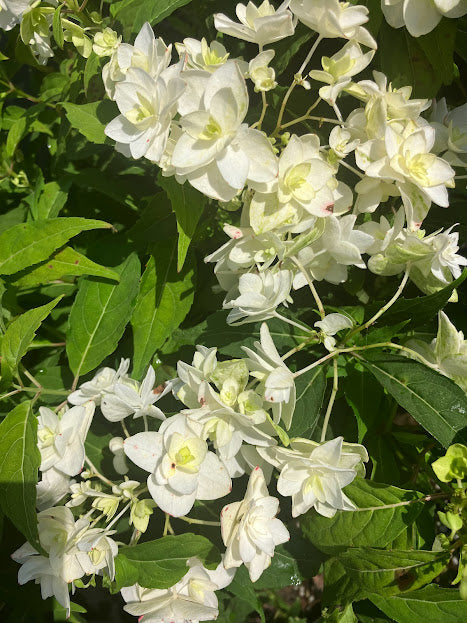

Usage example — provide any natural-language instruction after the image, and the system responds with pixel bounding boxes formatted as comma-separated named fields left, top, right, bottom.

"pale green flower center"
left=125, top=94, right=154, bottom=124
left=198, top=117, right=222, bottom=140
left=405, top=152, right=436, bottom=186
left=38, top=426, right=55, bottom=447
left=322, top=55, right=355, bottom=80
left=175, top=445, right=196, bottom=466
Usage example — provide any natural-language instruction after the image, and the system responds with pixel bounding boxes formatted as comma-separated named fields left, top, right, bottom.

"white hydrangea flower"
left=36, top=468, right=71, bottom=511
left=275, top=134, right=336, bottom=217
left=320, top=214, right=374, bottom=269
left=102, top=23, right=173, bottom=98
left=249, top=49, right=277, bottom=91
left=177, top=37, right=231, bottom=72
left=429, top=98, right=467, bottom=167
left=260, top=436, right=368, bottom=517
left=172, top=61, right=278, bottom=202
left=205, top=224, right=286, bottom=292
left=105, top=64, right=185, bottom=163
left=243, top=323, right=296, bottom=429
left=184, top=382, right=274, bottom=473
left=124, top=414, right=231, bottom=517
left=101, top=366, right=169, bottom=422
left=406, top=311, right=467, bottom=390
left=309, top=41, right=374, bottom=104
left=122, top=558, right=234, bottom=623
left=223, top=268, right=293, bottom=324
left=68, top=358, right=130, bottom=405
left=0, top=0, right=31, bottom=31
left=417, top=225, right=467, bottom=285
left=221, top=466, right=290, bottom=581
left=12, top=507, right=118, bottom=616
left=381, top=0, right=467, bottom=38
left=109, top=436, right=129, bottom=475
left=93, top=27, right=122, bottom=57
left=329, top=126, right=360, bottom=159
left=356, top=125, right=455, bottom=223
left=290, top=0, right=377, bottom=49
left=37, top=402, right=94, bottom=477
left=214, top=1, right=296, bottom=46
left=315, top=313, right=353, bottom=351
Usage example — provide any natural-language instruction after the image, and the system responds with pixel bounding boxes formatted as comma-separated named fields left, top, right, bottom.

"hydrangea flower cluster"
left=4, top=1, right=466, bottom=621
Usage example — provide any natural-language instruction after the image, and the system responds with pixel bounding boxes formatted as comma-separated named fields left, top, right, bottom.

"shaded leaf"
left=131, top=241, right=195, bottom=379
left=62, top=101, right=118, bottom=144
left=288, top=364, right=327, bottom=438
left=67, top=253, right=140, bottom=377
left=360, top=352, right=467, bottom=448
left=0, top=402, right=42, bottom=552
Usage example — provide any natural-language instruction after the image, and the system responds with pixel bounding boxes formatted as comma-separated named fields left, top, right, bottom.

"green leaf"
left=301, top=478, right=423, bottom=554
left=6, top=116, right=27, bottom=158
left=36, top=180, right=70, bottom=220
left=163, top=311, right=303, bottom=359
left=1, top=296, right=63, bottom=384
left=338, top=547, right=449, bottom=596
left=62, top=101, right=118, bottom=144
left=158, top=176, right=206, bottom=271
left=0, top=217, right=113, bottom=276
left=288, top=364, right=327, bottom=438
left=52, top=5, right=64, bottom=49
left=12, top=246, right=120, bottom=287
left=370, top=585, right=467, bottom=623
left=111, top=0, right=193, bottom=34
left=360, top=352, right=467, bottom=448
left=0, top=402, right=42, bottom=552
left=114, top=533, right=219, bottom=590
left=131, top=241, right=195, bottom=379
left=67, top=253, right=141, bottom=378
left=229, top=566, right=266, bottom=623
left=364, top=270, right=467, bottom=330
left=83, top=52, right=102, bottom=95
left=416, top=19, right=457, bottom=89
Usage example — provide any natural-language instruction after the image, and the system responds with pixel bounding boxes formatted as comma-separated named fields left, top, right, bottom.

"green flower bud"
left=438, top=510, right=463, bottom=537
left=92, top=496, right=120, bottom=520
left=130, top=499, right=156, bottom=533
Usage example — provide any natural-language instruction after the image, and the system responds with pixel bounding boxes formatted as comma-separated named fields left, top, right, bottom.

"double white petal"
left=221, top=467, right=290, bottom=581
left=124, top=414, right=231, bottom=517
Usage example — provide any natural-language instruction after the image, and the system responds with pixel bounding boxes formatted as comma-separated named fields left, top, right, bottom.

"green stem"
left=343, top=267, right=410, bottom=344
left=177, top=516, right=221, bottom=527
left=85, top=456, right=115, bottom=488
left=320, top=357, right=338, bottom=442
left=280, top=97, right=322, bottom=130
left=273, top=311, right=312, bottom=334
left=274, top=35, right=322, bottom=133
left=291, top=256, right=325, bottom=320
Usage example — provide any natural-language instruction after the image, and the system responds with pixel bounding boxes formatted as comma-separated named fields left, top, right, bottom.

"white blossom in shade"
left=309, top=41, right=374, bottom=104
left=221, top=466, right=290, bottom=581
left=171, top=61, right=278, bottom=202
left=242, top=323, right=296, bottom=430
left=122, top=558, right=235, bottom=623
left=109, top=436, right=129, bottom=475
left=37, top=402, right=94, bottom=477
left=12, top=507, right=118, bottom=616
left=0, top=0, right=31, bottom=31
left=102, top=22, right=173, bottom=98
left=354, top=177, right=399, bottom=213
left=422, top=226, right=467, bottom=285
left=329, top=126, right=360, bottom=159
left=381, top=0, right=467, bottom=38
left=275, top=134, right=336, bottom=217
left=176, top=37, right=230, bottom=72
left=406, top=311, right=467, bottom=390
left=36, top=468, right=71, bottom=511
left=123, top=414, right=231, bottom=517
left=290, top=0, right=377, bottom=49
left=223, top=268, right=293, bottom=325
left=20, top=6, right=54, bottom=65
left=205, top=224, right=286, bottom=291
left=101, top=366, right=169, bottom=422
left=260, top=437, right=368, bottom=517
left=315, top=313, right=353, bottom=351
left=320, top=214, right=374, bottom=269
left=68, top=358, right=130, bottom=405
left=249, top=49, right=277, bottom=92
left=214, top=1, right=296, bottom=46
left=105, top=64, right=185, bottom=162
left=429, top=98, right=467, bottom=167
